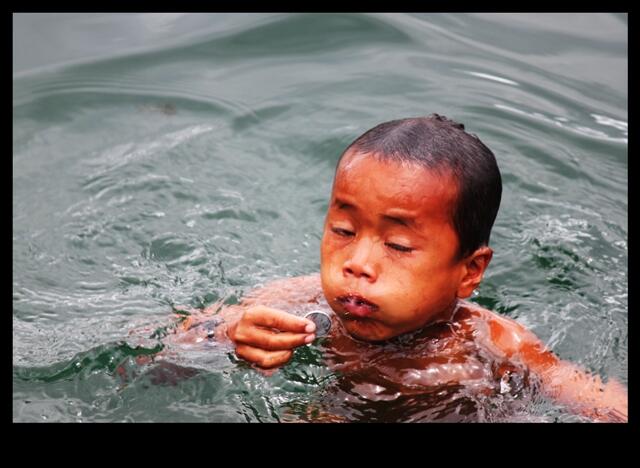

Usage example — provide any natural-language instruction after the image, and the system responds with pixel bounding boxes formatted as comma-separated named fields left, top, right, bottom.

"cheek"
left=320, top=238, right=337, bottom=281
left=320, top=238, right=331, bottom=268
left=382, top=257, right=459, bottom=301
left=320, top=233, right=343, bottom=266
left=411, top=271, right=460, bottom=311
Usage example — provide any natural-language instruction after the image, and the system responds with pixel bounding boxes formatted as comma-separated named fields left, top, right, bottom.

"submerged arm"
left=169, top=274, right=322, bottom=370
left=486, top=312, right=627, bottom=422
left=532, top=357, right=628, bottom=422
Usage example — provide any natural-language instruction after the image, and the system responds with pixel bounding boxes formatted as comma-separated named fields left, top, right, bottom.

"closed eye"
left=386, top=242, right=413, bottom=253
left=331, top=227, right=354, bottom=237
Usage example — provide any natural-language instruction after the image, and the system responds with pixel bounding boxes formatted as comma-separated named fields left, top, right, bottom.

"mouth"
left=336, top=294, right=379, bottom=318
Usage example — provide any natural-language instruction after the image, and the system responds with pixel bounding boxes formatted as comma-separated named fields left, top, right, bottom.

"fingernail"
left=305, top=334, right=315, bottom=343
left=305, top=323, right=316, bottom=333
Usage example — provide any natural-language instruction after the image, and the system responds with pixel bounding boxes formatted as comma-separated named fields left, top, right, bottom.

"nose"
left=342, top=238, right=377, bottom=282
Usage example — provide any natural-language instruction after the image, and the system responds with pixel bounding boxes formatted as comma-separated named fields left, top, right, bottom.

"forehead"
left=332, top=152, right=459, bottom=222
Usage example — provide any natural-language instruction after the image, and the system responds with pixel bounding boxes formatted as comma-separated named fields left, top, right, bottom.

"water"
left=13, top=13, right=627, bottom=422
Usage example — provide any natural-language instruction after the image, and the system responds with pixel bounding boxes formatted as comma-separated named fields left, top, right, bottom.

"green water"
left=13, top=13, right=627, bottom=422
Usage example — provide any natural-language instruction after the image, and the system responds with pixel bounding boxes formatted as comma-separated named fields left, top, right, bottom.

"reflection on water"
left=13, top=13, right=626, bottom=422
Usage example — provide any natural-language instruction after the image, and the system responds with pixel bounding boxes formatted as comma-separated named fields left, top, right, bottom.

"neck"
left=431, top=299, right=461, bottom=325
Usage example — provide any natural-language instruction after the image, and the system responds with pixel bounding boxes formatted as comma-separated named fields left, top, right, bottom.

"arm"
left=203, top=274, right=322, bottom=336
left=533, top=358, right=628, bottom=422
left=124, top=275, right=322, bottom=379
left=198, top=274, right=322, bottom=369
left=174, top=274, right=322, bottom=337
left=486, top=312, right=627, bottom=422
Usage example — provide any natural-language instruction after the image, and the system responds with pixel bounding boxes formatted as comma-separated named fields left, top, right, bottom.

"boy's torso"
left=167, top=274, right=531, bottom=397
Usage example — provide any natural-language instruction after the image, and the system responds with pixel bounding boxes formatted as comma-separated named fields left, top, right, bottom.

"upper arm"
left=485, top=312, right=558, bottom=371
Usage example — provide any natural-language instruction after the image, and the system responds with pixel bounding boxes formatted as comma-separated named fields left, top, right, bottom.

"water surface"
left=13, top=13, right=627, bottom=422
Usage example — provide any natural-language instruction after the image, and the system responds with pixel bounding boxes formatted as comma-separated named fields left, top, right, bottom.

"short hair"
left=337, top=114, right=502, bottom=260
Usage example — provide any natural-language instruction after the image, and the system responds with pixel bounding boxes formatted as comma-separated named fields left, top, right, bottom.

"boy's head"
left=320, top=115, right=502, bottom=342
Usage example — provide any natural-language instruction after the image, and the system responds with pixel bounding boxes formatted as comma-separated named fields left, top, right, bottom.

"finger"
left=246, top=306, right=316, bottom=333
left=234, top=326, right=315, bottom=351
left=179, top=316, right=196, bottom=331
left=235, top=344, right=293, bottom=369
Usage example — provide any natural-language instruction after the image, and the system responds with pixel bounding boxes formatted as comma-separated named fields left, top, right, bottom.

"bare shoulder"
left=456, top=301, right=552, bottom=361
left=240, top=273, right=323, bottom=309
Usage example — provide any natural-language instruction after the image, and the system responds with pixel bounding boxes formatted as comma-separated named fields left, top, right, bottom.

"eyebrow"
left=333, top=198, right=416, bottom=228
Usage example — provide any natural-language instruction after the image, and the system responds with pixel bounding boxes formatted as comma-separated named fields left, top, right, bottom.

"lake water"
left=13, top=13, right=627, bottom=422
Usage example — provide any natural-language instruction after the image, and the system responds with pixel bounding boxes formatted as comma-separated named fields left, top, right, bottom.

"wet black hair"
left=336, top=114, right=502, bottom=260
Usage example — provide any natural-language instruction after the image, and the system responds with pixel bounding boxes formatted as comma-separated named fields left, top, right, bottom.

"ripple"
left=13, top=285, right=159, bottom=318
left=495, top=103, right=627, bottom=144
left=82, top=125, right=214, bottom=184
left=14, top=13, right=627, bottom=422
left=185, top=13, right=415, bottom=57
left=13, top=84, right=242, bottom=119
left=201, top=208, right=257, bottom=223
left=461, top=70, right=519, bottom=86
left=142, top=234, right=204, bottom=264
left=592, top=113, right=628, bottom=134
left=231, top=104, right=292, bottom=133
left=13, top=341, right=163, bottom=383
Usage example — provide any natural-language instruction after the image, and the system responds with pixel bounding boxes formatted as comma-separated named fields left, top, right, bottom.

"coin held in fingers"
left=303, top=310, right=332, bottom=337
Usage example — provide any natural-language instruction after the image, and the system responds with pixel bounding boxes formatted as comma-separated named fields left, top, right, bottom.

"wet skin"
left=156, top=144, right=526, bottom=388
left=157, top=282, right=534, bottom=397
left=137, top=152, right=626, bottom=421
left=320, top=150, right=489, bottom=342
left=158, top=273, right=626, bottom=421
left=312, top=150, right=506, bottom=389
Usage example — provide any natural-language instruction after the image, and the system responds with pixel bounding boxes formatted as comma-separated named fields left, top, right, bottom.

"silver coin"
left=303, top=310, right=332, bottom=337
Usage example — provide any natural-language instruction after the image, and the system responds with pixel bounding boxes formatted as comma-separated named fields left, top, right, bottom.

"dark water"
left=13, top=13, right=627, bottom=422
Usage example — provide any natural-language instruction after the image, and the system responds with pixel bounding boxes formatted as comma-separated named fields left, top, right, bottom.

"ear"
left=456, top=246, right=493, bottom=299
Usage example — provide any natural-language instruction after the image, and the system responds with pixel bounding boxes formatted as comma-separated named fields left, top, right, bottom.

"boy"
left=170, top=115, right=627, bottom=422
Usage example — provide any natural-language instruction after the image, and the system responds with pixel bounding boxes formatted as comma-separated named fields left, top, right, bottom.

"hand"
left=227, top=305, right=317, bottom=369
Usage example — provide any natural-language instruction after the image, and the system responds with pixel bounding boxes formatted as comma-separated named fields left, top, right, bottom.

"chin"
left=341, top=317, right=394, bottom=343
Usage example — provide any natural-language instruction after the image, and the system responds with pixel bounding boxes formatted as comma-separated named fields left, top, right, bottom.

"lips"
left=336, top=294, right=379, bottom=318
